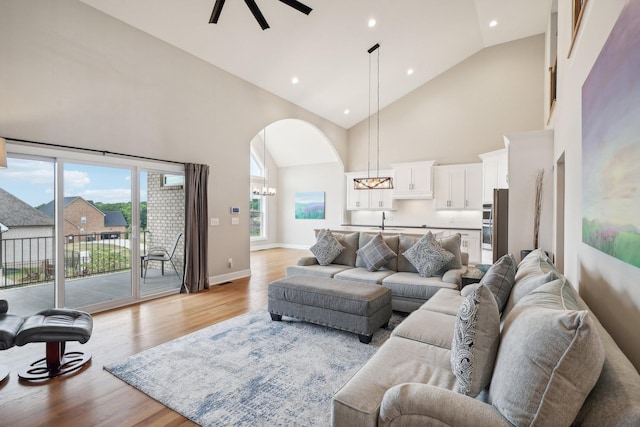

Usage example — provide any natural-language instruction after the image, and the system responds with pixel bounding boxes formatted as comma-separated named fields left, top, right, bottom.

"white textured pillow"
left=309, top=229, right=344, bottom=266
left=451, top=284, right=500, bottom=397
left=356, top=233, right=396, bottom=272
left=489, top=306, right=605, bottom=426
left=402, top=232, right=454, bottom=277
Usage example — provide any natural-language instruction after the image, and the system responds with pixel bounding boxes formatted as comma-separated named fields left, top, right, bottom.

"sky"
left=0, top=158, right=147, bottom=207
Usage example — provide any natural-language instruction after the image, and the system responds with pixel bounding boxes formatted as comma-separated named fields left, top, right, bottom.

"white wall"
left=277, top=162, right=345, bottom=248
left=0, top=0, right=347, bottom=283
left=346, top=35, right=545, bottom=173
left=548, top=0, right=640, bottom=370
left=505, top=130, right=554, bottom=260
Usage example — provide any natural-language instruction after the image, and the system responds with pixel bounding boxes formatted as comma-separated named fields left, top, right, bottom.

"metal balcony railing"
left=0, top=231, right=144, bottom=289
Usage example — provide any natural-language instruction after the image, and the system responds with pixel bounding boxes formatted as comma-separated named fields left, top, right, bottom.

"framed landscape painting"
left=582, top=0, right=640, bottom=268
left=295, top=192, right=325, bottom=219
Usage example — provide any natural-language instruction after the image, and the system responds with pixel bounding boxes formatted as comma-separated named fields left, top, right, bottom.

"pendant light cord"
left=376, top=45, right=380, bottom=179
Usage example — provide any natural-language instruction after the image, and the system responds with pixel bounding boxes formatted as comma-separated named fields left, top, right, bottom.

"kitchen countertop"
left=339, top=224, right=481, bottom=231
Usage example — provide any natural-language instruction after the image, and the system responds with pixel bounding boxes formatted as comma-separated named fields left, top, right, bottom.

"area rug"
left=104, top=310, right=405, bottom=426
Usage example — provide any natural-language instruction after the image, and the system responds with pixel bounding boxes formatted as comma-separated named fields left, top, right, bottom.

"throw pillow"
left=502, top=271, right=558, bottom=317
left=309, top=229, right=344, bottom=266
left=436, top=233, right=463, bottom=272
left=402, top=232, right=455, bottom=277
left=478, top=253, right=517, bottom=313
left=450, top=284, right=500, bottom=397
left=489, top=306, right=605, bottom=426
left=331, top=232, right=359, bottom=266
left=355, top=233, right=397, bottom=272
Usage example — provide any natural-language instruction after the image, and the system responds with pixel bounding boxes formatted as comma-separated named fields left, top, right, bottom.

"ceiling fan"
left=209, top=0, right=312, bottom=30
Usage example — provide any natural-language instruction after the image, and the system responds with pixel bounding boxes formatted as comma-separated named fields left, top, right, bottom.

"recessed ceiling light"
left=489, top=20, right=498, bottom=28
left=407, top=68, right=414, bottom=76
left=368, top=18, right=376, bottom=28
left=344, top=109, right=350, bottom=115
left=291, top=76, right=299, bottom=84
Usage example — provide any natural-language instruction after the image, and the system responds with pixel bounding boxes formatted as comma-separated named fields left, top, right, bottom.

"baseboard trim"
left=209, top=269, right=251, bottom=285
left=251, top=243, right=309, bottom=251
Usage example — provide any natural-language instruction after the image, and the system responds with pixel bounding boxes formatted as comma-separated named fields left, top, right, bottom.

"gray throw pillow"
left=478, top=253, right=516, bottom=313
left=402, top=232, right=454, bottom=277
left=489, top=306, right=605, bottom=426
left=356, top=233, right=397, bottom=272
left=451, top=284, right=500, bottom=397
left=332, top=232, right=359, bottom=266
left=309, top=229, right=344, bottom=266
left=436, top=233, right=463, bottom=271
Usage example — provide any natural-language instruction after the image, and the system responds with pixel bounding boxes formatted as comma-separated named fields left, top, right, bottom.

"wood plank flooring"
left=0, top=247, right=309, bottom=427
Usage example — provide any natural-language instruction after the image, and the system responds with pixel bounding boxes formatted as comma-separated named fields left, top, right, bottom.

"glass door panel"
left=63, top=162, right=133, bottom=308
left=140, top=170, right=185, bottom=295
left=0, top=156, right=56, bottom=317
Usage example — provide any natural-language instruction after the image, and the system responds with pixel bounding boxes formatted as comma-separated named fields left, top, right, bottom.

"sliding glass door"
left=1, top=144, right=185, bottom=316
left=63, top=162, right=134, bottom=309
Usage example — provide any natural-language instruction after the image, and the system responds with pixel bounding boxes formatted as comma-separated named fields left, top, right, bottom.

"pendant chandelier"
left=354, top=43, right=393, bottom=190
left=252, top=127, right=276, bottom=196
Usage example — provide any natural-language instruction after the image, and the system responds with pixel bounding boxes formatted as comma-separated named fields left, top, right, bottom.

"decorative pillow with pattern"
left=402, top=232, right=454, bottom=277
left=451, top=284, right=500, bottom=397
left=309, top=229, right=344, bottom=266
left=355, top=233, right=397, bottom=272
left=478, top=253, right=517, bottom=313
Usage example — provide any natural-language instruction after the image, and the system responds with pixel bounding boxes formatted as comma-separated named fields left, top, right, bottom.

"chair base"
left=18, top=342, right=91, bottom=381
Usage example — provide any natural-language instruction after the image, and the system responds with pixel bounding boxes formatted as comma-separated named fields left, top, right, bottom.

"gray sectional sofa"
left=331, top=249, right=640, bottom=426
left=286, top=230, right=469, bottom=312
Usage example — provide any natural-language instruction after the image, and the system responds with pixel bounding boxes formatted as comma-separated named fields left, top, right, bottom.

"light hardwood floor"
left=0, top=247, right=309, bottom=426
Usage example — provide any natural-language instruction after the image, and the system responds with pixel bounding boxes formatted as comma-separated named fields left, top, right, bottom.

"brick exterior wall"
left=146, top=173, right=185, bottom=274
left=64, top=199, right=107, bottom=239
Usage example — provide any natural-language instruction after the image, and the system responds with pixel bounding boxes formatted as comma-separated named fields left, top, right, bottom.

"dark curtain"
left=183, top=163, right=210, bottom=293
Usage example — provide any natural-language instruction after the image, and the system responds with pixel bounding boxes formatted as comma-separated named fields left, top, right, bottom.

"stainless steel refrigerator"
left=492, top=189, right=509, bottom=262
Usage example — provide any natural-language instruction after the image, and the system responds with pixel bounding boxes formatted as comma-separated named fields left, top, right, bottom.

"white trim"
left=209, top=269, right=251, bottom=285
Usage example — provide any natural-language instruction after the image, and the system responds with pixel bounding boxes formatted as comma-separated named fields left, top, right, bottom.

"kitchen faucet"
left=381, top=212, right=386, bottom=231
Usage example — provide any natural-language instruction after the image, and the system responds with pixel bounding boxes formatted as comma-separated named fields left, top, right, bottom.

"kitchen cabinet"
left=390, top=160, right=436, bottom=199
left=479, top=149, right=509, bottom=203
left=345, top=171, right=394, bottom=210
left=434, top=164, right=482, bottom=210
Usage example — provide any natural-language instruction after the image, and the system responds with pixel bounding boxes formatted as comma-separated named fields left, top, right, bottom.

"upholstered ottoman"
left=268, top=275, right=392, bottom=343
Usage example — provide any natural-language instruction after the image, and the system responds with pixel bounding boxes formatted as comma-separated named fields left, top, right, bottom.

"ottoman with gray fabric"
left=268, top=275, right=392, bottom=343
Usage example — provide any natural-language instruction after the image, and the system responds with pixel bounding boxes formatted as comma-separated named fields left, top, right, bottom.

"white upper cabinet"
left=391, top=160, right=436, bottom=199
left=345, top=170, right=395, bottom=211
left=479, top=148, right=509, bottom=203
left=434, top=164, right=482, bottom=210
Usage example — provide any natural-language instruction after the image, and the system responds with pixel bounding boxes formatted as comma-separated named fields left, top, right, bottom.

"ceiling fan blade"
left=209, top=0, right=226, bottom=24
left=278, top=0, right=312, bottom=15
left=244, top=0, right=270, bottom=30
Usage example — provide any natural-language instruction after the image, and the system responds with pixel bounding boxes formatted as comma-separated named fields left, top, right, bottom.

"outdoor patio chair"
left=141, top=232, right=183, bottom=283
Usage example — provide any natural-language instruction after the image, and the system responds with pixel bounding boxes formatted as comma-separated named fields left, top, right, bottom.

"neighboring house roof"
left=104, top=211, right=127, bottom=227
left=0, top=188, right=55, bottom=227
left=38, top=196, right=104, bottom=218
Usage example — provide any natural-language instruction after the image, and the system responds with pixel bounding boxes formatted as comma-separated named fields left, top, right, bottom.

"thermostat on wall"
left=231, top=206, right=240, bottom=214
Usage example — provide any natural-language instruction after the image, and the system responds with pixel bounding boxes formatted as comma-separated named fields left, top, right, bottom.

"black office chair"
left=141, top=232, right=183, bottom=283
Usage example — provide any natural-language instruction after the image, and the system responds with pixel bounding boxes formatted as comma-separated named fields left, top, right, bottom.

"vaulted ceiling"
left=79, top=0, right=553, bottom=129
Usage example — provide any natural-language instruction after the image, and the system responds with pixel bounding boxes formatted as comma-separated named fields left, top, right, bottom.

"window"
left=568, top=0, right=588, bottom=57
left=250, top=149, right=266, bottom=239
left=81, top=216, right=86, bottom=224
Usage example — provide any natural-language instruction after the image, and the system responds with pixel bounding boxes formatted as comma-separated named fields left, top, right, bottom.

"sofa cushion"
left=489, top=306, right=605, bottom=427
left=478, top=253, right=516, bottom=313
left=356, top=233, right=397, bottom=272
left=514, top=250, right=557, bottom=282
left=503, top=271, right=558, bottom=317
left=356, top=233, right=399, bottom=271
left=516, top=277, right=581, bottom=311
left=334, top=268, right=395, bottom=285
left=332, top=232, right=360, bottom=266
left=451, top=284, right=500, bottom=397
left=382, top=273, right=458, bottom=305
left=391, top=309, right=457, bottom=349
left=402, top=232, right=454, bottom=277
left=310, top=229, right=344, bottom=266
left=420, top=289, right=465, bottom=316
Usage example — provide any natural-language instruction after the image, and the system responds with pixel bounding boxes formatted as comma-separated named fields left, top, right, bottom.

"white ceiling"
left=79, top=0, right=553, bottom=130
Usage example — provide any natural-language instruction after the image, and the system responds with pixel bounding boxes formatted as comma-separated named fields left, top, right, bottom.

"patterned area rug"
left=104, top=310, right=404, bottom=426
